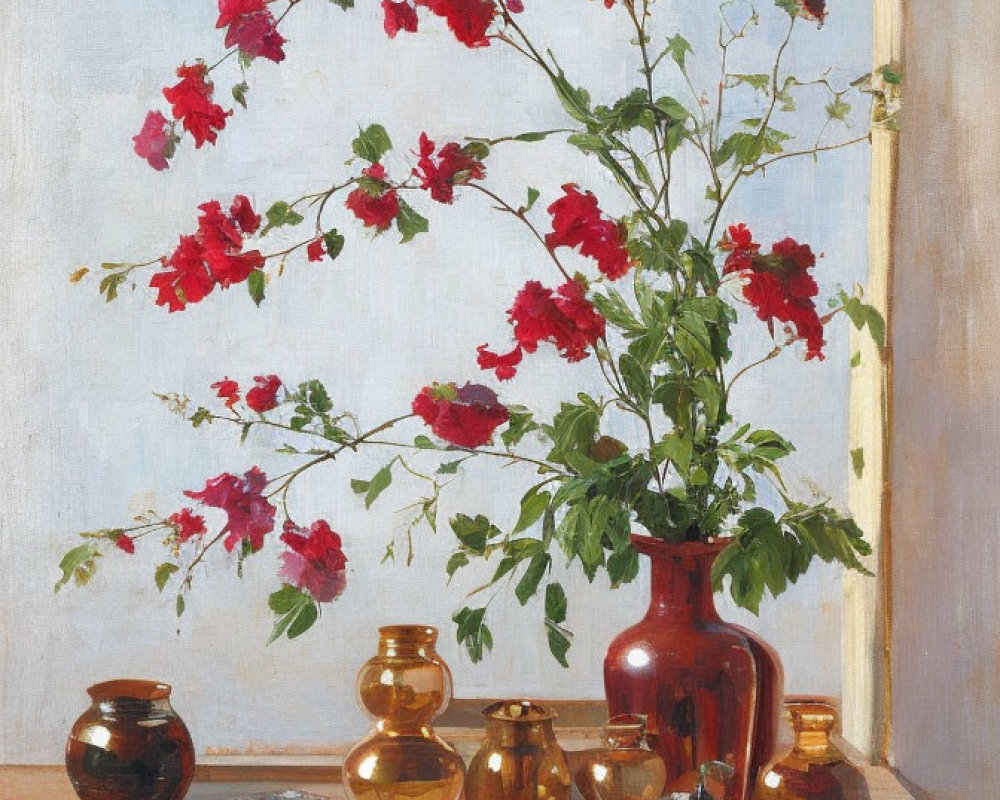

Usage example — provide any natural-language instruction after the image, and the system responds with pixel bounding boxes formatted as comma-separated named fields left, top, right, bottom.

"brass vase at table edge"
left=751, top=699, right=870, bottom=800
left=342, top=624, right=465, bottom=800
left=466, top=699, right=572, bottom=800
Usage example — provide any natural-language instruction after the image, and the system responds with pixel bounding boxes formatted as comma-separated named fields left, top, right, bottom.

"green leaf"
left=729, top=73, right=770, bottom=92
left=850, top=350, right=862, bottom=368
left=437, top=459, right=463, bottom=475
left=513, top=486, right=550, bottom=534
left=619, top=353, right=652, bottom=407
left=549, top=68, right=594, bottom=125
left=607, top=546, right=639, bottom=586
left=654, top=95, right=691, bottom=122
left=546, top=402, right=600, bottom=465
left=414, top=435, right=435, bottom=449
left=323, top=229, right=346, bottom=261
left=840, top=294, right=886, bottom=353
left=652, top=432, right=693, bottom=476
left=775, top=0, right=799, bottom=15
left=329, top=0, right=354, bottom=7
left=268, top=584, right=305, bottom=614
left=826, top=99, right=852, bottom=121
left=287, top=601, right=319, bottom=639
left=515, top=553, right=551, bottom=605
left=232, top=82, right=249, bottom=109
left=247, top=269, right=266, bottom=306
left=878, top=64, right=902, bottom=85
left=544, top=582, right=568, bottom=624
left=747, top=429, right=795, bottom=460
left=352, top=123, right=392, bottom=163
left=364, top=463, right=393, bottom=509
left=55, top=543, right=100, bottom=592
left=395, top=200, right=429, bottom=243
left=155, top=562, right=179, bottom=593
left=453, top=606, right=492, bottom=662
left=98, top=272, right=127, bottom=302
left=850, top=447, right=865, bottom=479
left=176, top=594, right=186, bottom=617
left=545, top=621, right=572, bottom=668
left=450, top=513, right=501, bottom=555
left=567, top=133, right=609, bottom=154
left=446, top=552, right=469, bottom=581
left=261, top=201, right=305, bottom=236
left=524, top=187, right=540, bottom=212
left=502, top=405, right=538, bottom=448
left=665, top=33, right=693, bottom=70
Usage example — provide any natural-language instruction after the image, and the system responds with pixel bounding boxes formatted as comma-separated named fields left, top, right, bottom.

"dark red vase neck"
left=632, top=535, right=726, bottom=625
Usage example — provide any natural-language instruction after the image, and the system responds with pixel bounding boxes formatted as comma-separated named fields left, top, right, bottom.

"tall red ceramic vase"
left=604, top=536, right=783, bottom=800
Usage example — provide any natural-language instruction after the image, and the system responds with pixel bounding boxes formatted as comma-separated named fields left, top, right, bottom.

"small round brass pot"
left=465, top=699, right=571, bottom=800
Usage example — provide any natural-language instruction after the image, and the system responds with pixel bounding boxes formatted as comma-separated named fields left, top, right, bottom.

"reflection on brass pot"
left=751, top=700, right=870, bottom=800
left=466, top=700, right=571, bottom=800
left=342, top=625, right=465, bottom=800
left=575, top=714, right=666, bottom=800
left=65, top=679, right=195, bottom=800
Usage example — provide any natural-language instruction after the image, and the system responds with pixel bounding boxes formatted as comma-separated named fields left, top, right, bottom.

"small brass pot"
left=465, top=700, right=571, bottom=800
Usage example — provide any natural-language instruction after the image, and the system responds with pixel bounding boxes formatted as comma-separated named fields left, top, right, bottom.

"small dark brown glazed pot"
left=66, top=679, right=196, bottom=800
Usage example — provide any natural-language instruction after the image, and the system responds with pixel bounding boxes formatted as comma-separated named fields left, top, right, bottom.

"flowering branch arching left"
left=62, top=0, right=890, bottom=665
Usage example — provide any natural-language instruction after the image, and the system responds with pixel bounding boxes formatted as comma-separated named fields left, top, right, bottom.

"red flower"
left=412, top=382, right=509, bottom=448
left=798, top=0, right=826, bottom=24
left=307, top=238, right=325, bottom=262
left=479, top=280, right=605, bottom=379
left=115, top=534, right=135, bottom=554
left=184, top=467, right=276, bottom=552
left=720, top=224, right=826, bottom=360
left=220, top=4, right=286, bottom=63
left=168, top=508, right=208, bottom=543
left=345, top=164, right=400, bottom=231
left=132, top=111, right=175, bottom=171
left=415, top=0, right=495, bottom=47
left=546, top=184, right=632, bottom=280
left=230, top=194, right=261, bottom=235
left=150, top=194, right=264, bottom=311
left=279, top=519, right=348, bottom=602
left=217, top=0, right=267, bottom=28
left=413, top=133, right=486, bottom=203
left=476, top=343, right=523, bottom=381
left=245, top=374, right=282, bottom=413
left=506, top=0, right=524, bottom=10
left=162, top=63, right=232, bottom=148
left=383, top=0, right=419, bottom=36
left=150, top=235, right=216, bottom=312
left=212, top=377, right=241, bottom=409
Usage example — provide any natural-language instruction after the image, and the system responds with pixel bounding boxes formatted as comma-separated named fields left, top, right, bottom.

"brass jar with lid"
left=465, top=700, right=571, bottom=800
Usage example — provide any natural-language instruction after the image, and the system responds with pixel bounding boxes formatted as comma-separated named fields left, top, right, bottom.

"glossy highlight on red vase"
left=603, top=536, right=783, bottom=800
left=65, top=679, right=195, bottom=800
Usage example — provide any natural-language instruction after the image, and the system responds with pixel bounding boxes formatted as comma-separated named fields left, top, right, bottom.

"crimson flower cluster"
left=478, top=279, right=607, bottom=380
left=150, top=195, right=263, bottom=312
left=546, top=184, right=632, bottom=280
left=212, top=374, right=283, bottom=412
left=412, top=382, right=510, bottom=448
left=414, top=133, right=487, bottom=203
left=184, top=467, right=277, bottom=552
left=217, top=0, right=286, bottom=63
left=721, top=223, right=826, bottom=360
left=279, top=520, right=349, bottom=603
left=382, top=0, right=499, bottom=48
left=345, top=164, right=401, bottom=231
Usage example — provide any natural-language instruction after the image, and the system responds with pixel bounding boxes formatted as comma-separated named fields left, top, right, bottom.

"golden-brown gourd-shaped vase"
left=342, top=625, right=465, bottom=800
left=575, top=714, right=667, bottom=800
left=466, top=700, right=571, bottom=800
left=751, top=701, right=870, bottom=800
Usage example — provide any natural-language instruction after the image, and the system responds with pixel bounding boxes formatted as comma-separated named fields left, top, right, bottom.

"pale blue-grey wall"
left=0, top=0, right=870, bottom=760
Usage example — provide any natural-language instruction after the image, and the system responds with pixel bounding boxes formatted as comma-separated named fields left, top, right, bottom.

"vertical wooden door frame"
left=842, top=0, right=901, bottom=765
